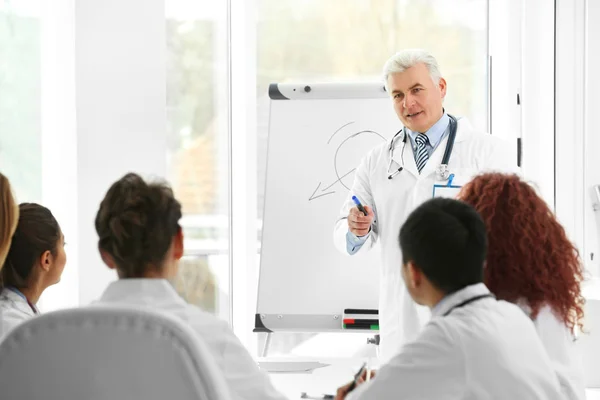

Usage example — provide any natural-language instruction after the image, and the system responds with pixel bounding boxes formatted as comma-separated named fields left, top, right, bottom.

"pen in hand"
left=351, top=196, right=368, bottom=216
left=335, top=362, right=374, bottom=400
left=347, top=362, right=367, bottom=392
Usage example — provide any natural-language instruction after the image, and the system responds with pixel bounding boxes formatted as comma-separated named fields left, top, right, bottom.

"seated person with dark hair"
left=0, top=203, right=67, bottom=338
left=336, top=198, right=562, bottom=400
left=93, top=173, right=286, bottom=400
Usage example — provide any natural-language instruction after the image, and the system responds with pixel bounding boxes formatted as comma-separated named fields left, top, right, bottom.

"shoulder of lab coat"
left=460, top=121, right=520, bottom=174
left=95, top=280, right=287, bottom=400
left=350, top=297, right=564, bottom=400
left=518, top=303, right=586, bottom=400
left=348, top=318, right=465, bottom=400
left=333, top=142, right=387, bottom=255
left=0, top=288, right=36, bottom=338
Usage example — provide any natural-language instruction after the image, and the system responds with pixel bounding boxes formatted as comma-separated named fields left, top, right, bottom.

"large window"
left=165, top=1, right=231, bottom=322
left=255, top=0, right=489, bottom=356
left=0, top=1, right=42, bottom=202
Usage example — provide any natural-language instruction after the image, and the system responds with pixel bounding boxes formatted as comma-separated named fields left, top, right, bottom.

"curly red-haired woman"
left=459, top=173, right=585, bottom=400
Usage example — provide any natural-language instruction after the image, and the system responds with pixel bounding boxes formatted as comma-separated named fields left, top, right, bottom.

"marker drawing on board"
left=308, top=122, right=386, bottom=202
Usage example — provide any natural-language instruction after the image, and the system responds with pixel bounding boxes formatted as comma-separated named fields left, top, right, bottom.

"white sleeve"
left=333, top=151, right=379, bottom=255
left=217, top=328, right=288, bottom=400
left=348, top=320, right=465, bottom=400
left=532, top=308, right=586, bottom=400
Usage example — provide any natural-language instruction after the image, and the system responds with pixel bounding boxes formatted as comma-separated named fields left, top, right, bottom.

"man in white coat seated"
left=335, top=198, right=563, bottom=400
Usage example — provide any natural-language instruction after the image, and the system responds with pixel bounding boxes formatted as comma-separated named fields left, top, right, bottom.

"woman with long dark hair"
left=0, top=203, right=67, bottom=337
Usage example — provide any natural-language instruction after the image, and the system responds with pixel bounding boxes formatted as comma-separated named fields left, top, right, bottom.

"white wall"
left=39, top=0, right=78, bottom=311
left=583, top=0, right=600, bottom=277
left=488, top=0, right=554, bottom=207
left=489, top=0, right=521, bottom=143
left=74, top=0, right=167, bottom=305
left=521, top=0, right=555, bottom=205
left=230, top=0, right=258, bottom=350
left=555, top=0, right=588, bottom=273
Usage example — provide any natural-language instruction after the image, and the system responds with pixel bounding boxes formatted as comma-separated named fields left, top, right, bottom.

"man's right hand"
left=347, top=205, right=374, bottom=237
left=334, top=368, right=376, bottom=400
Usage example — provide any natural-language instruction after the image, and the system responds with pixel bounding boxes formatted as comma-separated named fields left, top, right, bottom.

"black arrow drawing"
left=332, top=130, right=385, bottom=191
left=320, top=168, right=356, bottom=192
left=308, top=182, right=335, bottom=201
left=327, top=121, right=355, bottom=144
left=309, top=123, right=386, bottom=201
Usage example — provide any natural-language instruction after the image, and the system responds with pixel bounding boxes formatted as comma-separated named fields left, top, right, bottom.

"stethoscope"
left=387, top=114, right=458, bottom=181
left=442, top=293, right=496, bottom=317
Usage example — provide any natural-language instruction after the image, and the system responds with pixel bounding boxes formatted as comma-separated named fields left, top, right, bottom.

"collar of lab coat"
left=97, top=279, right=186, bottom=308
left=452, top=116, right=473, bottom=143
left=430, top=283, right=491, bottom=318
left=0, top=287, right=38, bottom=317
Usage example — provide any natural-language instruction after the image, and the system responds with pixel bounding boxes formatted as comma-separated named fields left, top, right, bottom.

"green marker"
left=343, top=323, right=379, bottom=330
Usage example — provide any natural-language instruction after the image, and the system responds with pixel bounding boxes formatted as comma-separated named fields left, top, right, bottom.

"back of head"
left=383, top=49, right=442, bottom=88
left=95, top=173, right=182, bottom=277
left=399, top=197, right=487, bottom=294
left=0, top=173, right=18, bottom=267
left=2, top=203, right=62, bottom=288
left=459, top=173, right=585, bottom=333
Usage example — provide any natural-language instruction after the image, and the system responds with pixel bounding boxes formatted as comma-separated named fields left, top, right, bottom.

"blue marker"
left=447, top=173, right=455, bottom=187
left=351, top=195, right=368, bottom=216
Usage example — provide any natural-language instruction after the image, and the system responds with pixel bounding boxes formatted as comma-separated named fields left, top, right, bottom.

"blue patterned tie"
left=415, top=133, right=429, bottom=173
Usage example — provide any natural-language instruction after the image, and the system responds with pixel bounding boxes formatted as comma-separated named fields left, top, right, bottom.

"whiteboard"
left=256, top=82, right=402, bottom=332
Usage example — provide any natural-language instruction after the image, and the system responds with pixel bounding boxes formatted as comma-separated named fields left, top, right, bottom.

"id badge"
left=432, top=173, right=462, bottom=199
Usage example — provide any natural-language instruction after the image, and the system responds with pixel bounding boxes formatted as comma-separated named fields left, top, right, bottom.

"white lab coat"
left=518, top=303, right=586, bottom=400
left=94, top=279, right=287, bottom=400
left=348, top=283, right=563, bottom=400
left=0, top=287, right=38, bottom=339
left=334, top=117, right=518, bottom=361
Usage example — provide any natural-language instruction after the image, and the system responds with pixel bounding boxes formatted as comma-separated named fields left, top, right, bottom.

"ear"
left=405, top=261, right=423, bottom=289
left=99, top=248, right=117, bottom=270
left=39, top=250, right=52, bottom=272
left=438, top=77, right=447, bottom=99
left=173, top=228, right=184, bottom=261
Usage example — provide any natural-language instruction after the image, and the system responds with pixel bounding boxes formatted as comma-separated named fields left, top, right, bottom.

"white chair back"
left=0, top=306, right=232, bottom=400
